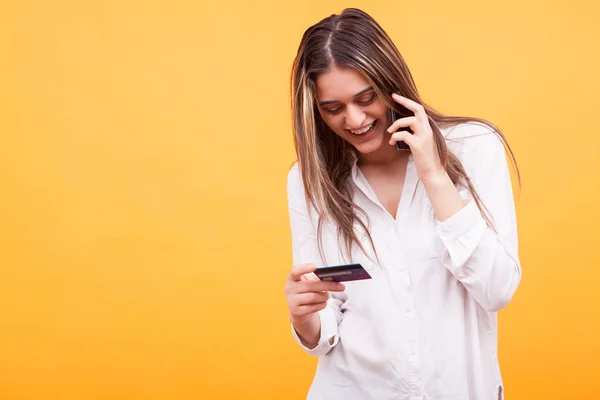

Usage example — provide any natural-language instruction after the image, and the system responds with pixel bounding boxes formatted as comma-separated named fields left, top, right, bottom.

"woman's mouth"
left=349, top=120, right=377, bottom=139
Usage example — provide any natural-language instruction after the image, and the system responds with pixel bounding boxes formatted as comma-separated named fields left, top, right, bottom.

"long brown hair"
left=290, top=8, right=519, bottom=263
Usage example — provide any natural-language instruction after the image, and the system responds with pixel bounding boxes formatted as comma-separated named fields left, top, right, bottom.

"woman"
left=284, top=8, right=521, bottom=400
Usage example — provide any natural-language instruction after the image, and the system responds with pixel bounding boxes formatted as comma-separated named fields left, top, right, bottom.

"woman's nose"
left=345, top=105, right=367, bottom=129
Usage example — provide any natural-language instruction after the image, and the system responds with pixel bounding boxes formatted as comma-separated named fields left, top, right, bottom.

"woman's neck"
left=357, top=144, right=408, bottom=168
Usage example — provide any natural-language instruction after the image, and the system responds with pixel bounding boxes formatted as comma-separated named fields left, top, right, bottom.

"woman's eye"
left=357, top=95, right=375, bottom=106
left=325, top=107, right=343, bottom=115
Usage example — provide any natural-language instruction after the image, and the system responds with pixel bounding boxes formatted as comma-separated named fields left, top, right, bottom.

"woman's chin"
left=352, top=132, right=386, bottom=155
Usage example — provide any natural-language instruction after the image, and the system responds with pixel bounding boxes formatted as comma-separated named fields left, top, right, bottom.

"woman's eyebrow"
left=318, top=86, right=374, bottom=106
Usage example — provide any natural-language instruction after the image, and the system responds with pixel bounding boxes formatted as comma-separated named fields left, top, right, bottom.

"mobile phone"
left=390, top=108, right=414, bottom=151
left=314, top=263, right=372, bottom=282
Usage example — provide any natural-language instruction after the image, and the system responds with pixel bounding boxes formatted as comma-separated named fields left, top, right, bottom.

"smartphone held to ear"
left=390, top=108, right=414, bottom=151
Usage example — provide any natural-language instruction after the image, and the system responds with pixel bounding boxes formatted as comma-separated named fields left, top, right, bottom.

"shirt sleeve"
left=287, top=163, right=344, bottom=356
left=435, top=129, right=522, bottom=312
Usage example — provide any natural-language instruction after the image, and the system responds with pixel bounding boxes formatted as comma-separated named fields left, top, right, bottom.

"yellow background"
left=1, top=1, right=598, bottom=399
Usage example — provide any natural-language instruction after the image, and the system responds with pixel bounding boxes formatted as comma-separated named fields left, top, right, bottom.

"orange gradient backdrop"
left=1, top=1, right=599, bottom=399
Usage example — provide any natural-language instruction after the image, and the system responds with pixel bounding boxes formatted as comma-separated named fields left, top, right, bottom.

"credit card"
left=314, top=263, right=372, bottom=282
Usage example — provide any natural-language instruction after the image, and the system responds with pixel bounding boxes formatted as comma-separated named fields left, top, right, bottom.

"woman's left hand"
left=387, top=93, right=446, bottom=185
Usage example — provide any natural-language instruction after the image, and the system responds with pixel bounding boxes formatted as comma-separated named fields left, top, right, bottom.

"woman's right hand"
left=284, top=263, right=345, bottom=324
left=284, top=263, right=346, bottom=347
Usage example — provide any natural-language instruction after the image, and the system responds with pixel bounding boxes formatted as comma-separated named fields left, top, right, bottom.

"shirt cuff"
left=435, top=200, right=487, bottom=273
left=291, top=306, right=339, bottom=357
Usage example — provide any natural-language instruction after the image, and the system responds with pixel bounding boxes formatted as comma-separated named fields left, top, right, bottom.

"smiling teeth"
left=351, top=121, right=375, bottom=135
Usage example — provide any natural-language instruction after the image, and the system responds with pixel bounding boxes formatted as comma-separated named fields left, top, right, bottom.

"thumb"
left=290, top=263, right=317, bottom=281
left=300, top=272, right=320, bottom=282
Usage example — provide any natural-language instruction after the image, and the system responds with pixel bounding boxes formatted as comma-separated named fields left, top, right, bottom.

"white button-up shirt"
left=286, top=123, right=521, bottom=400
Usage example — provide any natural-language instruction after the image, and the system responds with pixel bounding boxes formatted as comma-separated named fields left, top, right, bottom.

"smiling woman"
left=316, top=71, right=386, bottom=153
left=283, top=8, right=522, bottom=400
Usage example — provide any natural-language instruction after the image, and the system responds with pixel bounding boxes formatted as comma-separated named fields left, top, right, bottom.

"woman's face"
left=315, top=66, right=391, bottom=156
